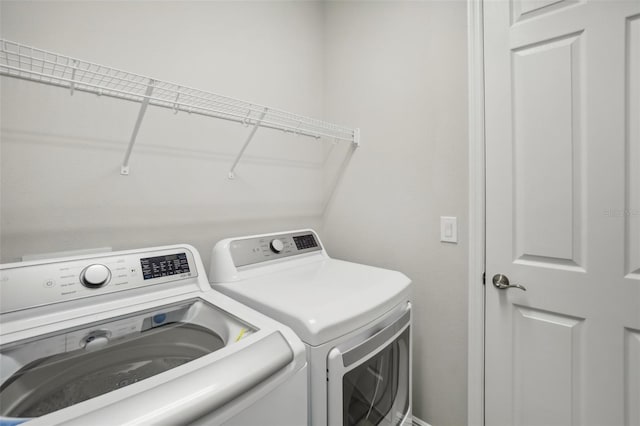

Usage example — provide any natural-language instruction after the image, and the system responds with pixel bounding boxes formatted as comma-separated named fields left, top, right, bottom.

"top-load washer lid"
left=0, top=298, right=254, bottom=419
left=210, top=230, right=412, bottom=346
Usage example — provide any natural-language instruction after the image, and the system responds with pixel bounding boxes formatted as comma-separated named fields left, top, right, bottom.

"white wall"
left=0, top=1, right=329, bottom=268
left=1, top=2, right=469, bottom=425
left=321, top=2, right=469, bottom=425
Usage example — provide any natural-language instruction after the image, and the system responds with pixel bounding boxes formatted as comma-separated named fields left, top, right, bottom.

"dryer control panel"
left=230, top=230, right=322, bottom=267
left=0, top=246, right=198, bottom=314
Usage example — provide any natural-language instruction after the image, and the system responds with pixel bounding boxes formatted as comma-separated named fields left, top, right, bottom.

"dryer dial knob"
left=80, top=264, right=111, bottom=288
left=270, top=239, right=284, bottom=253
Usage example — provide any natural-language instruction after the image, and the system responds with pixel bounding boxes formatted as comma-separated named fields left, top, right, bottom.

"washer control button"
left=80, top=264, right=111, bottom=288
left=43, top=279, right=56, bottom=288
left=269, top=239, right=284, bottom=253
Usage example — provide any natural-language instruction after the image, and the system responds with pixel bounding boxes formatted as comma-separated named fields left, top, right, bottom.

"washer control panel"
left=230, top=231, right=321, bottom=267
left=0, top=247, right=197, bottom=314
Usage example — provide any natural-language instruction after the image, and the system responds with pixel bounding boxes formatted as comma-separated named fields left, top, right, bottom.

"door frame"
left=467, top=0, right=486, bottom=425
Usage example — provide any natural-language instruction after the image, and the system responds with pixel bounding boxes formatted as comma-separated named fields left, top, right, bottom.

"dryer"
left=209, top=230, right=412, bottom=426
left=0, top=245, right=307, bottom=425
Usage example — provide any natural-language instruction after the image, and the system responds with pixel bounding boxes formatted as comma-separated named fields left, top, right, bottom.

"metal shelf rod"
left=3, top=71, right=350, bottom=143
left=0, top=39, right=359, bottom=176
left=1, top=65, right=355, bottom=142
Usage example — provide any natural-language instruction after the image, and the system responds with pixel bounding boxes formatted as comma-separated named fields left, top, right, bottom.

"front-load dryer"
left=209, top=230, right=412, bottom=426
left=0, top=245, right=307, bottom=425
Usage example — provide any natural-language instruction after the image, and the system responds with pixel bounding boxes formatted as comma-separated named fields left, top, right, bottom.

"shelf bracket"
left=121, top=80, right=155, bottom=175
left=172, top=88, right=181, bottom=114
left=69, top=60, right=78, bottom=96
left=228, top=107, right=268, bottom=179
left=353, top=128, right=361, bottom=147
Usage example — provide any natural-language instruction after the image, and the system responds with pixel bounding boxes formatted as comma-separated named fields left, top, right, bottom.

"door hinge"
left=482, top=272, right=486, bottom=285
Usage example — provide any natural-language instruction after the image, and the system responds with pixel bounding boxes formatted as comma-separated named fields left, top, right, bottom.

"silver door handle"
left=492, top=274, right=526, bottom=291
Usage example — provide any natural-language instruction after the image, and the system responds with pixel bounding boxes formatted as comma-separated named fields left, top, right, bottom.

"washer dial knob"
left=80, top=264, right=111, bottom=288
left=269, top=239, right=285, bottom=253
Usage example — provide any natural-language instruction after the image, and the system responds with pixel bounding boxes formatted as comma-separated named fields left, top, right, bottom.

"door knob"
left=492, top=274, right=526, bottom=291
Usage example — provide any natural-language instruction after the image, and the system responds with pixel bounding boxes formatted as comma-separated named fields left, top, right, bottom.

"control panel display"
left=0, top=247, right=198, bottom=314
left=141, top=253, right=190, bottom=280
left=230, top=231, right=322, bottom=267
left=293, top=234, right=318, bottom=250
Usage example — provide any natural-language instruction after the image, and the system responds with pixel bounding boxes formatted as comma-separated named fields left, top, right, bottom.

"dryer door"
left=327, top=304, right=411, bottom=426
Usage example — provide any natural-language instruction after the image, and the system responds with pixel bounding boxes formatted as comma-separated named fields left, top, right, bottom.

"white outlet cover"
left=440, top=216, right=458, bottom=243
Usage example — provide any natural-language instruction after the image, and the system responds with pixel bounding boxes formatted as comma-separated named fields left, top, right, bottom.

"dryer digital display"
left=293, top=234, right=317, bottom=250
left=141, top=253, right=190, bottom=280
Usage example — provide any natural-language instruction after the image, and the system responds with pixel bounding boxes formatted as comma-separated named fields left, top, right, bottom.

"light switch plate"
left=440, top=216, right=458, bottom=243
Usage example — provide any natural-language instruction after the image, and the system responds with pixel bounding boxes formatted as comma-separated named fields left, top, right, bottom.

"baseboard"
left=413, top=416, right=432, bottom=426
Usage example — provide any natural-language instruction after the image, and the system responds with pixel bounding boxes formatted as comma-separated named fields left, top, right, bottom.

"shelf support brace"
left=228, top=107, right=268, bottom=179
left=69, top=60, right=78, bottom=96
left=353, top=128, right=361, bottom=147
left=121, top=80, right=155, bottom=175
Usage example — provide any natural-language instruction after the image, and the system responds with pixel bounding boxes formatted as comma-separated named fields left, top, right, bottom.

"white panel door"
left=484, top=1, right=640, bottom=425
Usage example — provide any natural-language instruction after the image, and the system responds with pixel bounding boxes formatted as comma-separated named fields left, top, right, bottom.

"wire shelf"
left=0, top=39, right=358, bottom=162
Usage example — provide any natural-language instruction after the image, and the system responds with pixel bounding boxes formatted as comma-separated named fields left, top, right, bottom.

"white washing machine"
left=209, top=230, right=412, bottom=426
left=0, top=245, right=307, bottom=426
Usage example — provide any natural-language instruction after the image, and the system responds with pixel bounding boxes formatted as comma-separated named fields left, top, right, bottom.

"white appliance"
left=0, top=245, right=307, bottom=426
left=209, top=230, right=412, bottom=426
